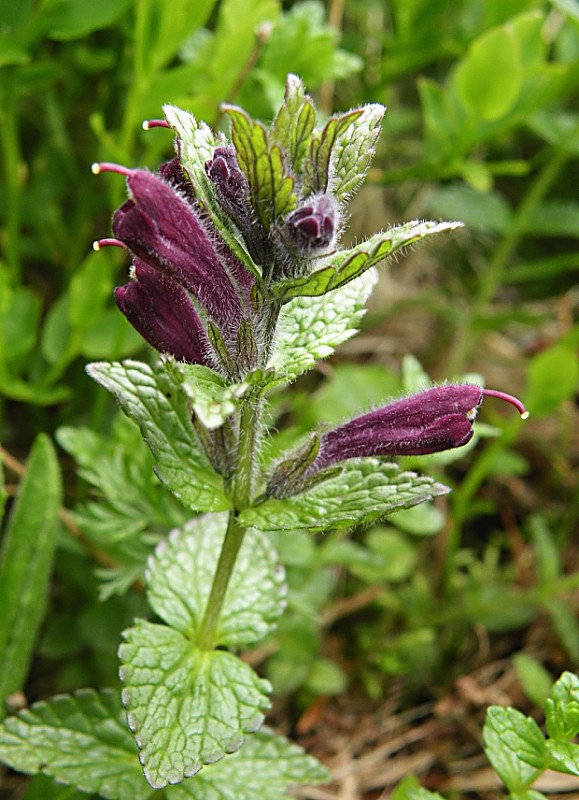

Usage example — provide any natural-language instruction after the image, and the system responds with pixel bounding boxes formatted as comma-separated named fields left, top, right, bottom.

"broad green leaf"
left=86, top=360, right=228, bottom=512
left=270, top=74, right=316, bottom=176
left=273, top=220, right=462, bottom=302
left=240, top=460, right=450, bottom=532
left=454, top=24, right=522, bottom=121
left=165, top=728, right=329, bottom=800
left=545, top=672, right=579, bottom=741
left=331, top=103, right=386, bottom=200
left=545, top=740, right=579, bottom=776
left=179, top=365, right=250, bottom=430
left=119, top=620, right=271, bottom=789
left=0, top=689, right=150, bottom=800
left=224, top=106, right=296, bottom=230
left=269, top=268, right=377, bottom=381
left=0, top=435, right=61, bottom=712
left=146, top=514, right=286, bottom=647
left=485, top=706, right=547, bottom=772
left=483, top=715, right=540, bottom=792
left=525, top=344, right=579, bottom=417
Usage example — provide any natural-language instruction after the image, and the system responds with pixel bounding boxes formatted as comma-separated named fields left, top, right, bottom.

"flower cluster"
left=93, top=75, right=527, bottom=500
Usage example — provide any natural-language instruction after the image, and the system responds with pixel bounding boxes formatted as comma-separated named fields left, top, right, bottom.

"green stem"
left=197, top=396, right=264, bottom=649
left=197, top=511, right=246, bottom=650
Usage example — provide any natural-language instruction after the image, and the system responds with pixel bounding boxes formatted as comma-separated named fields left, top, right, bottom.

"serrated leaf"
left=0, top=689, right=149, bottom=800
left=240, top=460, right=450, bottom=532
left=545, top=739, right=579, bottom=776
left=178, top=364, right=250, bottom=429
left=485, top=706, right=547, bottom=773
left=269, top=268, right=377, bottom=381
left=119, top=620, right=271, bottom=789
left=306, top=109, right=363, bottom=195
left=165, top=728, right=329, bottom=800
left=163, top=105, right=259, bottom=279
left=0, top=435, right=61, bottom=710
left=87, top=360, right=228, bottom=512
left=224, top=106, right=297, bottom=230
left=270, top=74, right=317, bottom=177
left=273, top=220, right=462, bottom=302
left=545, top=671, right=579, bottom=741
left=331, top=103, right=386, bottom=200
left=483, top=718, right=540, bottom=792
left=146, top=514, right=286, bottom=647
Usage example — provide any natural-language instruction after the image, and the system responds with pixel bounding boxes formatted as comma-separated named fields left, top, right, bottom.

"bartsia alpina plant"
left=79, top=75, right=529, bottom=794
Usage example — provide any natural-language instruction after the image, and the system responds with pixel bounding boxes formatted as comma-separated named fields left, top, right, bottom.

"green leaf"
left=178, top=365, right=250, bottom=430
left=165, top=727, right=329, bottom=800
left=454, top=23, right=522, bottom=121
left=42, top=0, right=133, bottom=41
left=273, top=220, right=462, bottom=302
left=224, top=105, right=297, bottom=230
left=545, top=672, right=579, bottom=742
left=513, top=653, right=553, bottom=708
left=483, top=715, right=541, bottom=792
left=86, top=360, right=228, bottom=512
left=525, top=344, right=579, bottom=417
left=484, top=707, right=547, bottom=785
left=269, top=268, right=377, bottom=381
left=331, top=103, right=386, bottom=201
left=270, top=74, right=317, bottom=177
left=146, top=513, right=286, bottom=647
left=0, top=689, right=150, bottom=800
left=545, top=740, right=579, bottom=776
left=119, top=620, right=271, bottom=789
left=240, top=460, right=450, bottom=532
left=390, top=775, right=446, bottom=800
left=306, top=109, right=363, bottom=195
left=0, top=435, right=61, bottom=713
left=424, top=185, right=513, bottom=235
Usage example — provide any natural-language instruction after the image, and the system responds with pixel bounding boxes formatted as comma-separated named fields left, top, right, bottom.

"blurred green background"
left=0, top=0, right=578, bottom=769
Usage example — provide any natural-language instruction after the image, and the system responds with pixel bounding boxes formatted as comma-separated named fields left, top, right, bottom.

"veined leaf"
left=306, top=109, right=363, bottom=195
left=545, top=671, right=579, bottom=742
left=145, top=514, right=286, bottom=647
left=273, top=220, right=462, bottom=302
left=0, top=435, right=61, bottom=712
left=165, top=728, right=329, bottom=800
left=0, top=689, right=149, bottom=800
left=239, top=460, right=450, bottom=532
left=269, top=268, right=377, bottom=381
left=86, top=360, right=228, bottom=512
left=178, top=364, right=250, bottom=430
left=119, top=620, right=271, bottom=789
left=331, top=103, right=386, bottom=201
left=270, top=74, right=317, bottom=177
left=484, top=706, right=547, bottom=788
left=224, top=105, right=297, bottom=230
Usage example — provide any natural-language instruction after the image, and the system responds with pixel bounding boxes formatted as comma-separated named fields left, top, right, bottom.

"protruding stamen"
left=93, top=238, right=126, bottom=251
left=91, top=162, right=133, bottom=177
left=483, top=388, right=529, bottom=419
left=142, top=119, right=170, bottom=130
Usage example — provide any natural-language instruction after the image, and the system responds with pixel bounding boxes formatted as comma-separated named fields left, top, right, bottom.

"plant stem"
left=197, top=511, right=246, bottom=650
left=197, top=397, right=264, bottom=649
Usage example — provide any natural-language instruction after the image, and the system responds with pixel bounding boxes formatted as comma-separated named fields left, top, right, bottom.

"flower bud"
left=282, top=194, right=338, bottom=257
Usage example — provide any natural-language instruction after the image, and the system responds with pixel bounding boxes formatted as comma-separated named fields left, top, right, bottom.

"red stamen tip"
left=142, top=119, right=170, bottom=130
left=93, top=238, right=126, bottom=251
left=483, top=388, right=529, bottom=419
left=91, top=162, right=133, bottom=177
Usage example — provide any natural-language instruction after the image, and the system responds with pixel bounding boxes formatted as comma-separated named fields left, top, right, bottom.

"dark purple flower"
left=114, top=260, right=209, bottom=365
left=94, top=163, right=244, bottom=329
left=282, top=194, right=338, bottom=257
left=267, top=384, right=528, bottom=498
left=205, top=146, right=250, bottom=228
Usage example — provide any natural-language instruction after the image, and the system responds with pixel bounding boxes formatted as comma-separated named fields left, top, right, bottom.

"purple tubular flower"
left=110, top=168, right=243, bottom=328
left=205, top=146, right=250, bottom=228
left=313, top=384, right=528, bottom=469
left=283, top=194, right=338, bottom=256
left=267, top=384, right=528, bottom=498
left=114, top=260, right=209, bottom=365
